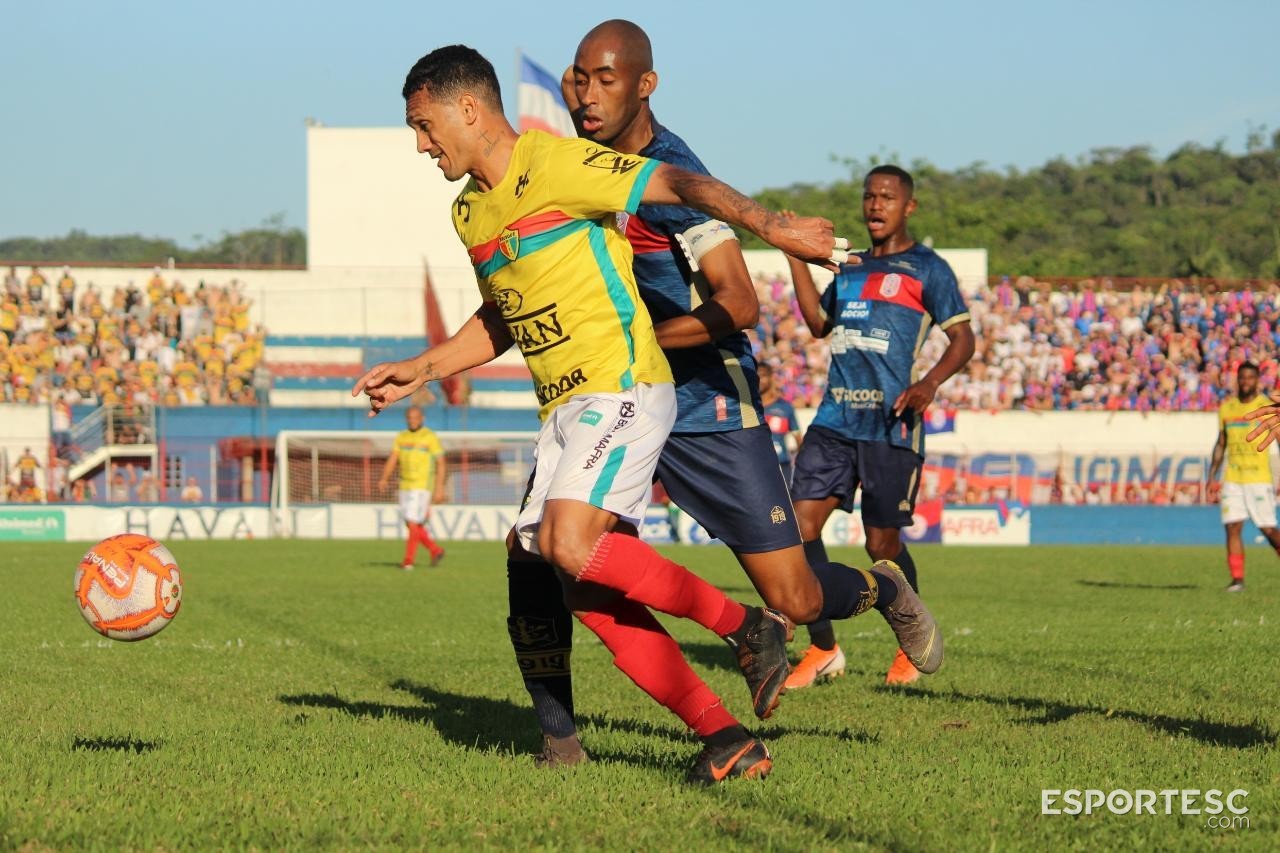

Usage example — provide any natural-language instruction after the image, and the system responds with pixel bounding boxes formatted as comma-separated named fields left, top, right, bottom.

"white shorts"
left=515, top=383, right=676, bottom=555
left=1221, top=481, right=1277, bottom=528
left=399, top=489, right=432, bottom=525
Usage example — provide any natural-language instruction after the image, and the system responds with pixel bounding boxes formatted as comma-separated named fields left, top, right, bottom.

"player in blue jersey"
left=785, top=165, right=975, bottom=688
left=759, top=362, right=802, bottom=475
left=503, top=19, right=945, bottom=768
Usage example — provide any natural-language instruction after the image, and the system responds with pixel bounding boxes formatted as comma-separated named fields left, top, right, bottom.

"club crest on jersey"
left=880, top=273, right=902, bottom=298
left=498, top=228, right=520, bottom=261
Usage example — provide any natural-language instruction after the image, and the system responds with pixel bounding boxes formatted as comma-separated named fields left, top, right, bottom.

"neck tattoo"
left=480, top=130, right=497, bottom=156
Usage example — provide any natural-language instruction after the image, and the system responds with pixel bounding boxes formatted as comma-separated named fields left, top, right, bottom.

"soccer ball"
left=75, top=534, right=183, bottom=641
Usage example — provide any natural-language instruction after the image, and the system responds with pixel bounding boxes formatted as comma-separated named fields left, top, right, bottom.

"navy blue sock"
left=895, top=544, right=919, bottom=593
left=802, top=539, right=837, bottom=650
left=507, top=557, right=576, bottom=738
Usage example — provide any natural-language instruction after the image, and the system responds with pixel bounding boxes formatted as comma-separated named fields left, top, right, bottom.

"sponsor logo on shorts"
left=898, top=500, right=912, bottom=512
left=770, top=506, right=787, bottom=524
left=509, top=304, right=570, bottom=356
left=579, top=410, right=603, bottom=426
left=830, top=387, right=885, bottom=408
left=582, top=400, right=637, bottom=469
left=583, top=433, right=614, bottom=470
left=535, top=368, right=587, bottom=405
left=840, top=300, right=870, bottom=320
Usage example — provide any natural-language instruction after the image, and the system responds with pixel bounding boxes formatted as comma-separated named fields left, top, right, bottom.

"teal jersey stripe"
left=587, top=223, right=637, bottom=389
left=588, top=445, right=628, bottom=507
left=624, top=159, right=660, bottom=214
left=474, top=218, right=595, bottom=279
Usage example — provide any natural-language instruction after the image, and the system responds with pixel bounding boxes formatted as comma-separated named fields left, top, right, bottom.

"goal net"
left=271, top=430, right=536, bottom=536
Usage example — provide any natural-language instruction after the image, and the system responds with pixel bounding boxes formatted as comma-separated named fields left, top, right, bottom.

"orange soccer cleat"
left=884, top=648, right=921, bottom=685
left=784, top=644, right=846, bottom=690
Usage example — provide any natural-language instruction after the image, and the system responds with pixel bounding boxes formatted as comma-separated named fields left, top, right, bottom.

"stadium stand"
left=752, top=272, right=1272, bottom=413
left=1, top=265, right=265, bottom=407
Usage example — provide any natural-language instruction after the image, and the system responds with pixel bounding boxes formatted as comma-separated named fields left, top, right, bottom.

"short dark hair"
left=1239, top=361, right=1259, bottom=375
left=402, top=45, right=502, bottom=109
left=866, top=164, right=914, bottom=196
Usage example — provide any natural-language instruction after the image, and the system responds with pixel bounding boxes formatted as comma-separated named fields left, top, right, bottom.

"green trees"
left=750, top=132, right=1280, bottom=279
left=0, top=213, right=305, bottom=267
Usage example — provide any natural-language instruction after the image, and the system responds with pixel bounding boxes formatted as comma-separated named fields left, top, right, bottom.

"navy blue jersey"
left=811, top=244, right=969, bottom=456
left=622, top=122, right=762, bottom=434
left=762, top=398, right=799, bottom=463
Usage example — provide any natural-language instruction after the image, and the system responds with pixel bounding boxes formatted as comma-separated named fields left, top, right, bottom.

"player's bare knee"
left=538, top=524, right=593, bottom=577
left=865, top=530, right=901, bottom=562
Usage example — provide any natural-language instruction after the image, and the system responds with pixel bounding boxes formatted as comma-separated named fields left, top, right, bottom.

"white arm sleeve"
left=674, top=219, right=738, bottom=270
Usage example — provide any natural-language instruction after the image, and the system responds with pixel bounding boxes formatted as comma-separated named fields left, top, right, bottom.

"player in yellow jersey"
left=1208, top=362, right=1280, bottom=592
left=355, top=45, right=849, bottom=783
left=377, top=405, right=447, bottom=570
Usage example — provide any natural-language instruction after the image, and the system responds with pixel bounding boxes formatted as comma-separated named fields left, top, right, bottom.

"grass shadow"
left=72, top=736, right=159, bottom=754
left=1076, top=580, right=1198, bottom=591
left=889, top=686, right=1275, bottom=749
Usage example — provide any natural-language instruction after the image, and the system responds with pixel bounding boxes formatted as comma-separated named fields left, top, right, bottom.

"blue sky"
left=4, top=0, right=1277, bottom=243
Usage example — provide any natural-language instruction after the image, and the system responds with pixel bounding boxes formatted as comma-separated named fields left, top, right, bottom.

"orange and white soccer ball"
left=75, top=534, right=183, bottom=641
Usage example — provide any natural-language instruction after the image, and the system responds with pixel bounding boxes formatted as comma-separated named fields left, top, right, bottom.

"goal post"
left=271, top=429, right=537, bottom=537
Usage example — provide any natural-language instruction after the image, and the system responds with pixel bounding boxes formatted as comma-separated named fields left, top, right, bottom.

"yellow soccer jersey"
left=452, top=131, right=673, bottom=420
left=394, top=428, right=444, bottom=491
left=1220, top=395, right=1273, bottom=484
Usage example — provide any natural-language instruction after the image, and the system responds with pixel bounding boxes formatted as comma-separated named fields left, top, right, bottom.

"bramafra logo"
left=1042, top=789, right=1248, bottom=827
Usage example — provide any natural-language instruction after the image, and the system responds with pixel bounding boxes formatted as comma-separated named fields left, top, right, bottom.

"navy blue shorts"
left=656, top=425, right=802, bottom=553
left=790, top=425, right=922, bottom=528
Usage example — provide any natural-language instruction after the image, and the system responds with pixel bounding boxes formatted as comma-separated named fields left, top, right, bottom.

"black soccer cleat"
left=724, top=606, right=790, bottom=719
left=687, top=734, right=773, bottom=784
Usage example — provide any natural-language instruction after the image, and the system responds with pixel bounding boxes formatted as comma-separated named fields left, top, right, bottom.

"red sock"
left=404, top=524, right=421, bottom=565
left=578, top=599, right=739, bottom=737
left=579, top=532, right=746, bottom=636
left=1228, top=553, right=1244, bottom=582
left=416, top=523, right=442, bottom=556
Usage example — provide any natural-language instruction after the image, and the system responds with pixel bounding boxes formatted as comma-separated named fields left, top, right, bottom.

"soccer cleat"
left=687, top=735, right=772, bottom=784
left=724, top=606, right=790, bottom=719
left=430, top=548, right=446, bottom=568
left=400, top=562, right=415, bottom=572
left=784, top=644, right=846, bottom=690
left=873, top=560, right=943, bottom=674
left=533, top=734, right=590, bottom=768
left=1226, top=581, right=1245, bottom=593
left=884, top=647, right=921, bottom=685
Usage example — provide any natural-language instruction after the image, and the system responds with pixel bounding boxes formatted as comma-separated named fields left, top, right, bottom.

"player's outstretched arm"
left=893, top=322, right=976, bottom=416
left=353, top=302, right=513, bottom=417
left=785, top=254, right=832, bottom=338
left=654, top=241, right=759, bottom=349
left=642, top=164, right=850, bottom=270
left=1244, top=401, right=1280, bottom=452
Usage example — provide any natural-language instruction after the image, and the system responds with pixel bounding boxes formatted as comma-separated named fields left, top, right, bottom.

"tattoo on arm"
left=665, top=169, right=783, bottom=239
left=421, top=361, right=439, bottom=383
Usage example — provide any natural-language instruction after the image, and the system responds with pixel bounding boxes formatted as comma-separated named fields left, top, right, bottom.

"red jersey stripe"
left=859, top=271, right=925, bottom=313
left=468, top=210, right=575, bottom=266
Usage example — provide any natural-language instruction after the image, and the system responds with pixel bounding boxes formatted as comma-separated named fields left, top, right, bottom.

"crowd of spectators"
left=751, top=272, right=1274, bottom=412
left=1, top=265, right=265, bottom=407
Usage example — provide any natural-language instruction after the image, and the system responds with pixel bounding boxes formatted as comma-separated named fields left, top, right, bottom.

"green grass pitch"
left=2, top=541, right=1277, bottom=849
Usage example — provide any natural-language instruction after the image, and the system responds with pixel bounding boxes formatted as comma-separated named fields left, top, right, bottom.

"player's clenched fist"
left=352, top=357, right=428, bottom=417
